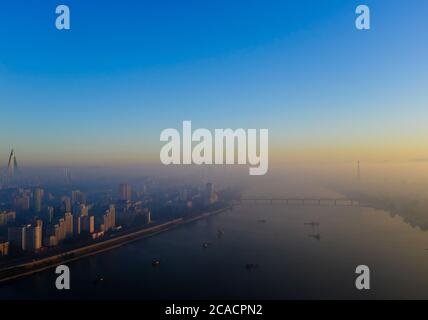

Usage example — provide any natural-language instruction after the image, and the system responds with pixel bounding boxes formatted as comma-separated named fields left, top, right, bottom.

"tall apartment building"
left=13, top=194, right=30, bottom=210
left=8, top=223, right=42, bottom=252
left=0, top=211, right=16, bottom=225
left=119, top=184, right=132, bottom=201
left=33, top=188, right=43, bottom=213
left=101, top=205, right=116, bottom=232
left=71, top=190, right=86, bottom=205
left=25, top=224, right=42, bottom=252
left=64, top=212, right=73, bottom=238
left=58, top=218, right=66, bottom=242
left=8, top=226, right=27, bottom=251
left=44, top=224, right=60, bottom=247
left=81, top=215, right=95, bottom=234
left=0, top=241, right=9, bottom=256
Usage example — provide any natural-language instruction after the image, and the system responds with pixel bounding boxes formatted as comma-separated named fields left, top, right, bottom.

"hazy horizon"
left=1, top=0, right=427, bottom=167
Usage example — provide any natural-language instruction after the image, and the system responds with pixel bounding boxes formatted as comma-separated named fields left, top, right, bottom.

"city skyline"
left=1, top=1, right=427, bottom=166
left=3, top=0, right=428, bottom=306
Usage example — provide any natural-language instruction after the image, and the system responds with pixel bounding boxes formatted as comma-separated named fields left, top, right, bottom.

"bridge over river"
left=239, top=196, right=361, bottom=207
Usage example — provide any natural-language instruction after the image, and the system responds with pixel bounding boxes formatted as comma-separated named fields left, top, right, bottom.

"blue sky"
left=0, top=0, right=427, bottom=165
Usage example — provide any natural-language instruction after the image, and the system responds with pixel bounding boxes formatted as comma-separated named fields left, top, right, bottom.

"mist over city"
left=0, top=1, right=428, bottom=313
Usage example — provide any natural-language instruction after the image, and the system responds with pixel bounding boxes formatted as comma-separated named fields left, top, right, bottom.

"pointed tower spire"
left=7, top=149, right=14, bottom=178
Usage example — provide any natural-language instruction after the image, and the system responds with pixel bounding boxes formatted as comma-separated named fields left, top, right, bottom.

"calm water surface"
left=1, top=204, right=428, bottom=299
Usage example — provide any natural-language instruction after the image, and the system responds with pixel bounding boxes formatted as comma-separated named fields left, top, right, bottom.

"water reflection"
left=1, top=204, right=428, bottom=299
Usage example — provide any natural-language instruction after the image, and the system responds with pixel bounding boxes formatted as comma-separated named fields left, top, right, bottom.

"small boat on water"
left=92, top=277, right=104, bottom=285
left=257, top=219, right=267, bottom=223
left=202, top=242, right=211, bottom=248
left=304, top=222, right=320, bottom=226
left=308, top=234, right=321, bottom=241
left=152, top=259, right=161, bottom=267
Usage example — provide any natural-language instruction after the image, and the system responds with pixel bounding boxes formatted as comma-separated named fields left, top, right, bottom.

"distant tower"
left=357, top=161, right=361, bottom=183
left=7, top=149, right=19, bottom=179
left=64, top=168, right=72, bottom=185
left=3, top=149, right=19, bottom=187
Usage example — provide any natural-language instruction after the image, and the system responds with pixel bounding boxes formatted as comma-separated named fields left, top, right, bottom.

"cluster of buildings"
left=119, top=183, right=132, bottom=201
left=0, top=184, right=156, bottom=258
left=13, top=189, right=32, bottom=211
left=5, top=205, right=112, bottom=254
left=7, top=221, right=43, bottom=252
left=1, top=186, right=117, bottom=255
left=10, top=188, right=43, bottom=212
left=116, top=184, right=151, bottom=226
left=0, top=211, right=16, bottom=256
left=100, top=205, right=116, bottom=232
left=116, top=200, right=151, bottom=226
left=0, top=210, right=16, bottom=226
left=205, top=183, right=218, bottom=205
left=0, top=181, right=218, bottom=259
left=43, top=207, right=97, bottom=247
left=176, top=183, right=218, bottom=209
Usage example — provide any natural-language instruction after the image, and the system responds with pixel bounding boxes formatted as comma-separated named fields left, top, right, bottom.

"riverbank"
left=0, top=206, right=231, bottom=284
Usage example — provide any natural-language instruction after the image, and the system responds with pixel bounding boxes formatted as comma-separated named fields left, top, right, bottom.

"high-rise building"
left=46, top=206, right=55, bottom=223
left=71, top=190, right=86, bottom=205
left=25, top=224, right=42, bottom=252
left=74, top=215, right=82, bottom=235
left=101, top=205, right=116, bottom=232
left=33, top=188, right=43, bottom=213
left=60, top=196, right=71, bottom=213
left=35, top=225, right=42, bottom=250
left=45, top=224, right=60, bottom=247
left=36, top=219, right=43, bottom=228
left=72, top=204, right=89, bottom=236
left=8, top=226, right=27, bottom=251
left=0, top=211, right=16, bottom=225
left=13, top=194, right=30, bottom=210
left=58, top=218, right=66, bottom=242
left=109, top=204, right=115, bottom=224
left=73, top=204, right=88, bottom=216
left=205, top=183, right=216, bottom=205
left=64, top=213, right=73, bottom=238
left=0, top=241, right=9, bottom=256
left=119, top=184, right=132, bottom=201
left=143, top=208, right=151, bottom=224
left=46, top=235, right=58, bottom=247
left=81, top=215, right=95, bottom=234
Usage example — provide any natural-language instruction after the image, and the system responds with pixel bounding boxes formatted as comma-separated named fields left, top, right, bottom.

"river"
left=1, top=203, right=428, bottom=299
